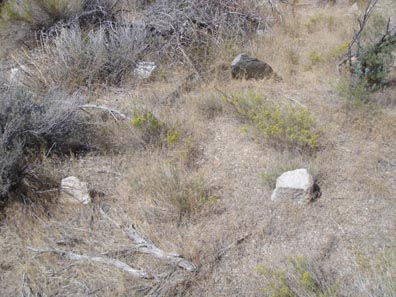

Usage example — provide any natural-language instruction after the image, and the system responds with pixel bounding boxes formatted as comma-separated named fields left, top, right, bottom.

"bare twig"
left=79, top=104, right=131, bottom=121
left=27, top=247, right=154, bottom=279
left=125, top=225, right=197, bottom=272
left=100, top=208, right=196, bottom=272
left=282, top=95, right=307, bottom=108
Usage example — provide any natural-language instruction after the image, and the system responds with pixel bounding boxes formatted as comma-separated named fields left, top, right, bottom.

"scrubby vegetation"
left=230, top=91, right=321, bottom=152
left=0, top=85, right=96, bottom=203
left=0, top=0, right=395, bottom=296
left=257, top=256, right=339, bottom=297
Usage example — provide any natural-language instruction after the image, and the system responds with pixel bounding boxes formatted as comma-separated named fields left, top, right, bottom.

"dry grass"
left=1, top=1, right=396, bottom=296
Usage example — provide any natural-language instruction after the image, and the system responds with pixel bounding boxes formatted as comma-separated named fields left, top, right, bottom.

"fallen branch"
left=126, top=225, right=197, bottom=272
left=79, top=104, right=131, bottom=121
left=27, top=247, right=153, bottom=279
left=282, top=95, right=307, bottom=109
left=100, top=208, right=196, bottom=272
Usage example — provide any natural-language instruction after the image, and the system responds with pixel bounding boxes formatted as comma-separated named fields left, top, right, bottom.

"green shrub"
left=257, top=256, right=339, bottom=297
left=357, top=36, right=396, bottom=87
left=131, top=111, right=167, bottom=145
left=230, top=92, right=321, bottom=152
left=350, top=10, right=396, bottom=88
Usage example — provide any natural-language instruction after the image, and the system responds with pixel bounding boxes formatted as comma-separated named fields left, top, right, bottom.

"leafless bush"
left=18, top=23, right=148, bottom=90
left=142, top=0, right=268, bottom=71
left=7, top=0, right=270, bottom=90
left=0, top=84, right=96, bottom=203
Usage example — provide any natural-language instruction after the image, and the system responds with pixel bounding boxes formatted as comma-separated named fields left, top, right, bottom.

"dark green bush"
left=358, top=36, right=396, bottom=87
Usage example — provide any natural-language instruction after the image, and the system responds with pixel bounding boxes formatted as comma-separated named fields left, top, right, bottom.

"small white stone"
left=134, top=61, right=157, bottom=80
left=60, top=176, right=91, bottom=205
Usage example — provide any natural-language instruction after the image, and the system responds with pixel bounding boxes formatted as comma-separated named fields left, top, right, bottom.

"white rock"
left=271, top=169, right=314, bottom=203
left=134, top=61, right=157, bottom=80
left=60, top=176, right=91, bottom=205
left=9, top=65, right=27, bottom=82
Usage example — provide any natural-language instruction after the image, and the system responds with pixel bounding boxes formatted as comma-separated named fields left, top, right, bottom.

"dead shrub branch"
left=27, top=247, right=154, bottom=279
left=100, top=208, right=197, bottom=272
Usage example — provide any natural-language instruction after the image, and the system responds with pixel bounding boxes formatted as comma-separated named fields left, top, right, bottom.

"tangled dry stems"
left=0, top=84, right=96, bottom=202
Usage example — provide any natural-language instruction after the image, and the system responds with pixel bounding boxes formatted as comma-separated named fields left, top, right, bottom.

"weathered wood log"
left=126, top=225, right=197, bottom=272
left=27, top=247, right=153, bottom=279
left=79, top=104, right=131, bottom=121
left=100, top=208, right=196, bottom=272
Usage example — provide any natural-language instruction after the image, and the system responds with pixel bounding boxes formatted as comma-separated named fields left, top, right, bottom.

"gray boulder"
left=231, top=53, right=278, bottom=80
left=271, top=169, right=314, bottom=204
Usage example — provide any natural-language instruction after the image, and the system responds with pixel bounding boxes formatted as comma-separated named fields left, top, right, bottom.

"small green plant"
left=309, top=49, right=323, bottom=65
left=328, top=41, right=349, bottom=59
left=166, top=129, right=179, bottom=144
left=230, top=92, right=321, bottom=152
left=257, top=256, right=339, bottom=297
left=131, top=111, right=168, bottom=145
